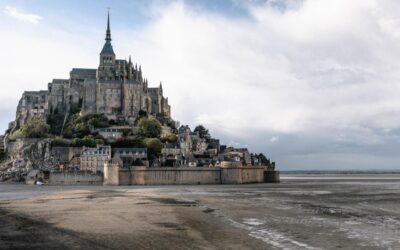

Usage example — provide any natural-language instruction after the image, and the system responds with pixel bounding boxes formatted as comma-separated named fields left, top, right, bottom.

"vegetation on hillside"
left=11, top=109, right=182, bottom=167
left=10, top=118, right=50, bottom=139
left=155, top=113, right=173, bottom=127
left=110, top=136, right=145, bottom=148
left=71, top=135, right=105, bottom=147
left=51, top=135, right=105, bottom=148
left=138, top=117, right=162, bottom=138
left=51, top=138, right=71, bottom=147
left=194, top=125, right=211, bottom=142
left=62, top=113, right=109, bottom=138
left=144, top=138, right=162, bottom=160
left=47, top=113, right=65, bottom=135
left=161, top=133, right=178, bottom=143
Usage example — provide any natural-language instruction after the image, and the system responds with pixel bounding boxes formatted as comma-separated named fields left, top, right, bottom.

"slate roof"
left=101, top=41, right=115, bottom=55
left=82, top=146, right=111, bottom=156
left=113, top=148, right=147, bottom=154
left=164, top=143, right=180, bottom=149
left=70, top=68, right=97, bottom=75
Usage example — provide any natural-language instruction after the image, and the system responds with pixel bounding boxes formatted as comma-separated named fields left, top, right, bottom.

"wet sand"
left=1, top=176, right=400, bottom=249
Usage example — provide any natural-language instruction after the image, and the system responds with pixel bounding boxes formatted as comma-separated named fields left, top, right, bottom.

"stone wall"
left=103, top=166, right=266, bottom=185
left=48, top=171, right=102, bottom=185
left=127, top=167, right=221, bottom=185
left=51, top=147, right=83, bottom=164
left=264, top=170, right=280, bottom=183
left=103, top=163, right=120, bottom=185
left=221, top=167, right=265, bottom=184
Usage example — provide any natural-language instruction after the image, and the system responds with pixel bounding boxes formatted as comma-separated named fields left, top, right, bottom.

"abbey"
left=15, top=12, right=170, bottom=128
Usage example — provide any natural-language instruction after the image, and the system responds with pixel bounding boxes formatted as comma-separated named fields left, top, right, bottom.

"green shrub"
left=111, top=136, right=145, bottom=148
left=144, top=138, right=162, bottom=160
left=51, top=138, right=71, bottom=147
left=161, top=133, right=178, bottom=143
left=155, top=113, right=171, bottom=126
left=62, top=113, right=110, bottom=138
left=71, top=135, right=104, bottom=147
left=138, top=117, right=162, bottom=138
left=10, top=118, right=50, bottom=139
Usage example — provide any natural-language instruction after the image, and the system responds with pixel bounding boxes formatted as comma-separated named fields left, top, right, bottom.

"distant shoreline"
left=281, top=170, right=400, bottom=175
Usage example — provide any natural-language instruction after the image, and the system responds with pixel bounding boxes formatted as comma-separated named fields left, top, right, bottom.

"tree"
left=144, top=138, right=162, bottom=160
left=155, top=113, right=170, bottom=125
left=194, top=125, right=211, bottom=141
left=62, top=113, right=110, bottom=139
left=111, top=136, right=145, bottom=148
left=258, top=153, right=270, bottom=166
left=161, top=133, right=178, bottom=143
left=138, top=117, right=162, bottom=138
left=75, top=122, right=90, bottom=138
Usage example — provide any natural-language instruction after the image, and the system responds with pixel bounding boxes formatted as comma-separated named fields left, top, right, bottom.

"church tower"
left=100, top=10, right=115, bottom=66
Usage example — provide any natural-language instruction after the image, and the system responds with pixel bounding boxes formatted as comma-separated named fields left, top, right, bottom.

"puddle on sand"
left=243, top=218, right=265, bottom=226
left=225, top=217, right=321, bottom=250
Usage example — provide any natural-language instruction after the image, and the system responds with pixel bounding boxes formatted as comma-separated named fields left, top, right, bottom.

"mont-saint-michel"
left=2, top=3, right=400, bottom=250
left=0, top=13, right=279, bottom=185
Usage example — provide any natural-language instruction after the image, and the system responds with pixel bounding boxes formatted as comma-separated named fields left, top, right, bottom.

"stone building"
left=161, top=143, right=183, bottom=166
left=80, top=145, right=111, bottom=173
left=112, top=148, right=147, bottom=168
left=15, top=91, right=49, bottom=127
left=98, top=127, right=124, bottom=142
left=14, top=11, right=171, bottom=129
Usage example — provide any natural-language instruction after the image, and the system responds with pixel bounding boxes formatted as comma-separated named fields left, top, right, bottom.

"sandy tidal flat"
left=1, top=176, right=400, bottom=249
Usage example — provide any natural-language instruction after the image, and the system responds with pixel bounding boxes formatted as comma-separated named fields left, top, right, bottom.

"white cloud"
left=270, top=136, right=279, bottom=143
left=3, top=6, right=42, bottom=24
left=118, top=0, right=400, bottom=137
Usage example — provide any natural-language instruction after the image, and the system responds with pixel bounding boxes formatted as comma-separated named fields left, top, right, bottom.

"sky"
left=1, top=0, right=400, bottom=170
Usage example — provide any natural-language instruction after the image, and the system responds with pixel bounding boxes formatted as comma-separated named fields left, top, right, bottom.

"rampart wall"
left=104, top=165, right=267, bottom=185
left=48, top=171, right=102, bottom=185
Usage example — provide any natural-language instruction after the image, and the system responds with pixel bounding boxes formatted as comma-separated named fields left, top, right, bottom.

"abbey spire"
left=105, top=9, right=111, bottom=42
left=100, top=10, right=115, bottom=65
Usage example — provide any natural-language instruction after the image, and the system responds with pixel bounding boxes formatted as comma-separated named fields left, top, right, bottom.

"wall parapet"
left=103, top=166, right=270, bottom=185
left=48, top=171, right=102, bottom=185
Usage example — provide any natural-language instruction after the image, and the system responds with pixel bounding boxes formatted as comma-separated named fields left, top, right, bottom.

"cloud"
left=3, top=6, right=42, bottom=24
left=118, top=1, right=399, bottom=135
left=2, top=0, right=400, bottom=169
left=270, top=136, right=279, bottom=143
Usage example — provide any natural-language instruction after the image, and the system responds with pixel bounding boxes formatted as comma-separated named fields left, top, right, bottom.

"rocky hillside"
left=0, top=138, right=56, bottom=182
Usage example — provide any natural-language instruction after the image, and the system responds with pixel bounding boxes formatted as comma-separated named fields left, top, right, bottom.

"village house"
left=98, top=127, right=126, bottom=142
left=80, top=145, right=111, bottom=173
left=112, top=148, right=147, bottom=168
